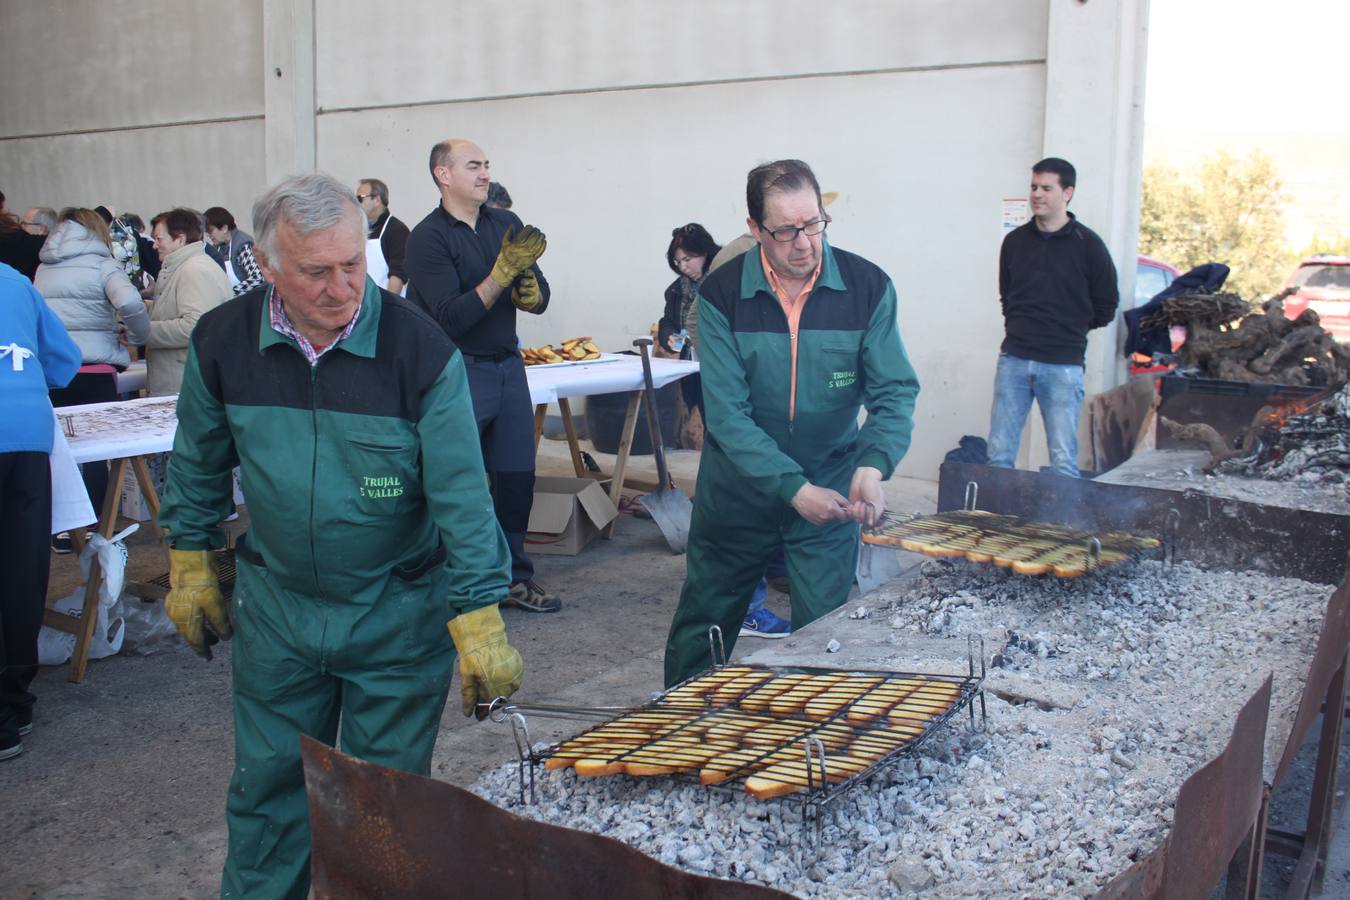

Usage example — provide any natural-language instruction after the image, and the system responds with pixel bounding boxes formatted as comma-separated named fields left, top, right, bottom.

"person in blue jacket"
left=0, top=262, right=81, bottom=761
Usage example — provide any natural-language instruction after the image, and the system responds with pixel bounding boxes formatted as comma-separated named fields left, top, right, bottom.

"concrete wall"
left=0, top=0, right=265, bottom=222
left=0, top=0, right=1149, bottom=480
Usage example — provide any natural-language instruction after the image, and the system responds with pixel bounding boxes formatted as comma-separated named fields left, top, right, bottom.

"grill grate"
left=525, top=640, right=985, bottom=810
left=863, top=509, right=1161, bottom=577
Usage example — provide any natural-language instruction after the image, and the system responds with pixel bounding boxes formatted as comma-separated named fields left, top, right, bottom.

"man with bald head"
left=159, top=172, right=523, bottom=897
left=406, top=138, right=560, bottom=613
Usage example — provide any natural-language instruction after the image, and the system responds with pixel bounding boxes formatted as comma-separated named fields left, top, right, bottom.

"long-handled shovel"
left=633, top=337, right=693, bottom=554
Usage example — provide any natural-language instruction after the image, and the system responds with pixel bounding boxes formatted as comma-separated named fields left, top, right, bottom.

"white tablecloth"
left=526, top=354, right=699, bottom=405
left=50, top=413, right=97, bottom=533
left=57, top=396, right=179, bottom=465
left=48, top=357, right=700, bottom=511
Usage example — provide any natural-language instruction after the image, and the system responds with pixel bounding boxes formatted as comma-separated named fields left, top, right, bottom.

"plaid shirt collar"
left=267, top=287, right=362, bottom=366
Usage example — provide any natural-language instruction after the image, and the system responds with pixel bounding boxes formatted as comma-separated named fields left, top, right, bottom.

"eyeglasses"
left=757, top=217, right=829, bottom=243
left=356, top=193, right=375, bottom=202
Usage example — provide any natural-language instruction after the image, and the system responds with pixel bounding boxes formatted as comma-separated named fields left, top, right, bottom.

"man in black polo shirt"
left=987, top=157, right=1118, bottom=478
left=406, top=138, right=560, bottom=613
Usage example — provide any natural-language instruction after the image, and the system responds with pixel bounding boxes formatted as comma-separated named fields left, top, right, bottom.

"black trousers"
left=50, top=370, right=120, bottom=516
left=680, top=372, right=704, bottom=423
left=464, top=354, right=536, bottom=584
left=0, top=452, right=53, bottom=744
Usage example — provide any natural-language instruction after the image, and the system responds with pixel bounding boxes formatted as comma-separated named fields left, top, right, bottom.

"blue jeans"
left=987, top=354, right=1085, bottom=478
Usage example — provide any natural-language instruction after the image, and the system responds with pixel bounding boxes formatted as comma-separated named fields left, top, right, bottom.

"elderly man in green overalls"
left=159, top=172, right=523, bottom=899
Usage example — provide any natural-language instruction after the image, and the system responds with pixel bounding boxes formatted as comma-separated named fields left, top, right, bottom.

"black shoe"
left=51, top=532, right=73, bottom=554
left=504, top=580, right=562, bottom=613
left=0, top=736, right=21, bottom=762
left=17, top=710, right=32, bottom=737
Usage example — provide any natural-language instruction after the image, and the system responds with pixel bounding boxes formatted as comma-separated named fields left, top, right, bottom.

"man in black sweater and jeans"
left=987, top=157, right=1118, bottom=478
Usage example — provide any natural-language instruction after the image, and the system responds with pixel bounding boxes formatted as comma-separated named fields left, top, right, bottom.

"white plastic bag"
left=119, top=595, right=180, bottom=655
left=36, top=525, right=137, bottom=665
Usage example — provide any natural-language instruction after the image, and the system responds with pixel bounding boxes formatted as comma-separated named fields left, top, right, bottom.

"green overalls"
left=160, top=282, right=511, bottom=899
left=663, top=242, right=919, bottom=686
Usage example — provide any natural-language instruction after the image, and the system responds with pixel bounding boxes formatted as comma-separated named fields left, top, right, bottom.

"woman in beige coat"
left=147, top=208, right=231, bottom=396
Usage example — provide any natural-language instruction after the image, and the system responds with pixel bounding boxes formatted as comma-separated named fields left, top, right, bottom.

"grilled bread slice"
left=845, top=679, right=923, bottom=725
left=740, top=673, right=813, bottom=713
left=803, top=675, right=885, bottom=721
left=744, top=751, right=871, bottom=799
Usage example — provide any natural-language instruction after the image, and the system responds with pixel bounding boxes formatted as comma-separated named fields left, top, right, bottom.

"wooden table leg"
left=556, top=397, right=587, bottom=478
left=131, top=455, right=162, bottom=527
left=68, top=456, right=130, bottom=683
left=602, top=392, right=643, bottom=539
left=533, top=403, right=547, bottom=450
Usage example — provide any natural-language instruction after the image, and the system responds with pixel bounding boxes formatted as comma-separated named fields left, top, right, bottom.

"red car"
left=1135, top=254, right=1181, bottom=308
left=1283, top=256, right=1350, bottom=343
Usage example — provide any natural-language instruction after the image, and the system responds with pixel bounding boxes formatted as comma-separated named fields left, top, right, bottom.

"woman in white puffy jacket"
left=35, top=207, right=149, bottom=369
left=34, top=208, right=151, bottom=518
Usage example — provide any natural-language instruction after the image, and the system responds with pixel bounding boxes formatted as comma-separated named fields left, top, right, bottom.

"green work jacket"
left=697, top=240, right=920, bottom=503
left=159, top=279, right=510, bottom=616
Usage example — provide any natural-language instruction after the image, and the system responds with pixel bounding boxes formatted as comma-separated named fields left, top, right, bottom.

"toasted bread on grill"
left=742, top=720, right=813, bottom=747
left=803, top=675, right=885, bottom=720
left=700, top=746, right=797, bottom=785
left=744, top=752, right=871, bottom=799
left=622, top=738, right=737, bottom=777
left=704, top=712, right=777, bottom=744
left=845, top=679, right=923, bottom=725
left=740, top=673, right=813, bottom=713
left=710, top=669, right=775, bottom=706
left=769, top=673, right=848, bottom=716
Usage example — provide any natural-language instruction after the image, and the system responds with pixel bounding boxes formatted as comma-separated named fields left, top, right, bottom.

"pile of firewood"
left=1147, top=289, right=1350, bottom=387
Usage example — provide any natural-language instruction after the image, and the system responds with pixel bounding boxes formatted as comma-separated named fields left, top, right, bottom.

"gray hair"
left=252, top=173, right=363, bottom=269
left=358, top=177, right=388, bottom=206
left=27, top=207, right=58, bottom=233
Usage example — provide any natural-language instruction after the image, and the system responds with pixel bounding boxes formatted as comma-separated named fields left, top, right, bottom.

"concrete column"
left=263, top=0, right=317, bottom=183
left=1025, top=0, right=1149, bottom=472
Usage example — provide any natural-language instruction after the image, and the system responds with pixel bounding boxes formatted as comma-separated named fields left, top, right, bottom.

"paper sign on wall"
left=1002, top=198, right=1029, bottom=233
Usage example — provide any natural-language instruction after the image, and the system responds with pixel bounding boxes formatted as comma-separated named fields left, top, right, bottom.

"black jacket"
left=999, top=214, right=1118, bottom=366
left=404, top=204, right=549, bottom=357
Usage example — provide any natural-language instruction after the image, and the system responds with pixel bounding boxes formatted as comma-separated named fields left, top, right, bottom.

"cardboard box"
left=118, top=455, right=168, bottom=522
left=525, top=477, right=618, bottom=556
left=119, top=464, right=153, bottom=521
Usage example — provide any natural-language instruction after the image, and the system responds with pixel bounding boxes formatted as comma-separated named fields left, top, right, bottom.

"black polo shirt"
left=404, top=203, right=550, bottom=357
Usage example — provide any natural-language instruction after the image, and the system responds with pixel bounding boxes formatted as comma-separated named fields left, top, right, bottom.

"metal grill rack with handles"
left=487, top=629, right=987, bottom=849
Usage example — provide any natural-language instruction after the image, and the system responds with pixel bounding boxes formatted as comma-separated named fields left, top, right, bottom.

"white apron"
left=366, top=216, right=391, bottom=290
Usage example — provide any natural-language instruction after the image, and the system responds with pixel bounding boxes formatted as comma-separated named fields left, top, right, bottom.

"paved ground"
left=4, top=437, right=1346, bottom=898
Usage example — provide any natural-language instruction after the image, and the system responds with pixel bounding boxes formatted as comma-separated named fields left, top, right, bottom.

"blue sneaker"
left=740, top=606, right=791, bottom=639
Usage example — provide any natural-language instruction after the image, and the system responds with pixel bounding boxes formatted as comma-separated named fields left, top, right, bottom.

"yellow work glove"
left=510, top=269, right=542, bottom=312
left=489, top=225, right=547, bottom=288
left=164, top=549, right=233, bottom=659
left=447, top=604, right=524, bottom=719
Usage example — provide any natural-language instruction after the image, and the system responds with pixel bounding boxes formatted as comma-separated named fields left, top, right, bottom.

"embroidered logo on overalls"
left=359, top=475, right=404, bottom=499
left=827, top=369, right=857, bottom=390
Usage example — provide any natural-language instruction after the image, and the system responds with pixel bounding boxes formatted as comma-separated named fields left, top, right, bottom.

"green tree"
left=1298, top=233, right=1350, bottom=257
left=1139, top=151, right=1293, bottom=298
